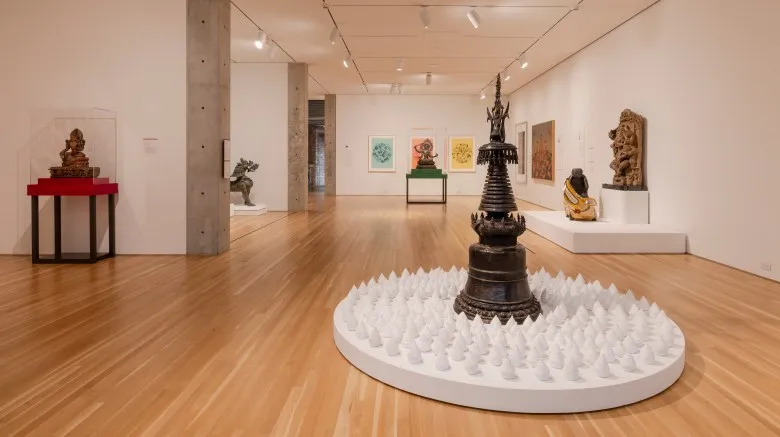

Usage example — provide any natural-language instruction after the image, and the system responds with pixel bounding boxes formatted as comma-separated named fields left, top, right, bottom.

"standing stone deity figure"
left=414, top=139, right=438, bottom=169
left=230, top=158, right=259, bottom=206
left=49, top=128, right=100, bottom=178
left=605, top=109, right=645, bottom=190
left=563, top=168, right=598, bottom=221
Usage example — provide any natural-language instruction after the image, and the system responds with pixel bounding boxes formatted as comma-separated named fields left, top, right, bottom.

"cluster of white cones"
left=340, top=267, right=682, bottom=382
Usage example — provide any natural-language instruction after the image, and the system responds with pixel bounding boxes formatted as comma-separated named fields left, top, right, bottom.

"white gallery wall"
left=230, top=63, right=289, bottom=211
left=509, top=0, right=779, bottom=281
left=0, top=0, right=187, bottom=254
left=336, top=95, right=493, bottom=196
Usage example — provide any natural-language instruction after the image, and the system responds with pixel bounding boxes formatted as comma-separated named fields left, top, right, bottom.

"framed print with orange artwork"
left=531, top=120, right=555, bottom=181
left=448, top=136, right=476, bottom=172
left=409, top=136, right=437, bottom=170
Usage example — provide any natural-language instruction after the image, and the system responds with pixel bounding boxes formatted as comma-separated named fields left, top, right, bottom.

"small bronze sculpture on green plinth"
left=414, top=139, right=438, bottom=169
left=49, top=129, right=100, bottom=178
left=230, top=158, right=259, bottom=206
left=453, top=74, right=542, bottom=324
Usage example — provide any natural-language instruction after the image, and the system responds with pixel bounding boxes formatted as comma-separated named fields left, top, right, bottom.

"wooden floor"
left=1, top=195, right=779, bottom=436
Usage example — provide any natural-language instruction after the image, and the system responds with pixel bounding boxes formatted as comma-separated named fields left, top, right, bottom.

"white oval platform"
left=333, top=267, right=685, bottom=413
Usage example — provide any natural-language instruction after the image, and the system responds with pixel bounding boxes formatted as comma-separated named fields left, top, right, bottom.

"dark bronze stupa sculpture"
left=453, top=74, right=542, bottom=324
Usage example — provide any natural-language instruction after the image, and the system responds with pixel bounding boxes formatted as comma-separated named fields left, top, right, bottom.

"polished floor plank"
left=230, top=212, right=292, bottom=242
left=0, top=195, right=779, bottom=436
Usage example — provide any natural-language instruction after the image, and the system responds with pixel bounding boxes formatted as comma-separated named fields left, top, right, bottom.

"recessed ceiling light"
left=467, top=9, right=480, bottom=29
left=396, top=59, right=404, bottom=72
left=420, top=6, right=431, bottom=29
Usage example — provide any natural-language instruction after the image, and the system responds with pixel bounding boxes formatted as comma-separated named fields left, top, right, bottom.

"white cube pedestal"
left=232, top=203, right=268, bottom=216
left=600, top=188, right=649, bottom=224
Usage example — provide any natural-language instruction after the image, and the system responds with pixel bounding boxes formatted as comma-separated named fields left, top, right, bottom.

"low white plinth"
left=601, top=188, right=649, bottom=224
left=333, top=268, right=685, bottom=413
left=230, top=203, right=235, bottom=217
left=523, top=211, right=686, bottom=254
left=232, top=203, right=267, bottom=216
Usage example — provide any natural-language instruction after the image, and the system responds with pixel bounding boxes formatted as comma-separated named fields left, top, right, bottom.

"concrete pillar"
left=186, top=0, right=230, bottom=255
left=324, top=94, right=336, bottom=196
left=288, top=63, right=308, bottom=211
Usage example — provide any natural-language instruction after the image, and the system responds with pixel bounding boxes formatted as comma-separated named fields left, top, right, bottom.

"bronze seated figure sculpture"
left=414, top=139, right=438, bottom=169
left=230, top=158, right=259, bottom=206
left=563, top=168, right=598, bottom=221
left=49, top=128, right=100, bottom=178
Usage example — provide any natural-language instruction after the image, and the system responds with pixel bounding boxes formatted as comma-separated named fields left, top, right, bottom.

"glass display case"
left=29, top=111, right=117, bottom=185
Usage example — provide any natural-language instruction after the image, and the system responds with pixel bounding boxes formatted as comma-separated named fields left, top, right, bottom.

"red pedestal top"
left=27, top=178, right=119, bottom=196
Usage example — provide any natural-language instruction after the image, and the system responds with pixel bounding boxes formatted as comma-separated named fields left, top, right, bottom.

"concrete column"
left=288, top=63, right=308, bottom=211
left=186, top=0, right=230, bottom=255
left=324, top=94, right=336, bottom=196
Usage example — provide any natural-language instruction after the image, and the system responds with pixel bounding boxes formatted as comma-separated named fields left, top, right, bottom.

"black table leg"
left=108, top=194, right=115, bottom=257
left=406, top=178, right=409, bottom=204
left=89, top=195, right=97, bottom=263
left=54, top=196, right=62, bottom=260
left=31, top=196, right=39, bottom=263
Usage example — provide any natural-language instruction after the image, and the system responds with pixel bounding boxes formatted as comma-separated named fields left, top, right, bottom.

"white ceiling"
left=231, top=0, right=659, bottom=98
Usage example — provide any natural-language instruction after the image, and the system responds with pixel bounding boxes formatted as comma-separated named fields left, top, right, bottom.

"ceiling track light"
left=467, top=8, right=480, bottom=29
left=329, top=27, right=340, bottom=44
left=254, top=30, right=268, bottom=49
left=396, top=59, right=404, bottom=72
left=268, top=42, right=278, bottom=59
left=420, top=6, right=431, bottom=29
left=518, top=54, right=529, bottom=69
left=480, top=90, right=486, bottom=100
left=425, top=72, right=432, bottom=86
left=343, top=54, right=352, bottom=69
left=504, top=74, right=511, bottom=81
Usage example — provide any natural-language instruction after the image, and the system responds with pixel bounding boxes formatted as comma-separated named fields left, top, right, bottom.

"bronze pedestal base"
left=454, top=242, right=542, bottom=324
left=49, top=166, right=101, bottom=178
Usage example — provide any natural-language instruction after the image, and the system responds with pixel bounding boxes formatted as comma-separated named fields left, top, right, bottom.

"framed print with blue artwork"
left=368, top=135, right=396, bottom=172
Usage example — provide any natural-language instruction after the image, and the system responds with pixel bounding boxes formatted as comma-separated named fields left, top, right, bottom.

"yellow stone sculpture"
left=563, top=168, right=597, bottom=221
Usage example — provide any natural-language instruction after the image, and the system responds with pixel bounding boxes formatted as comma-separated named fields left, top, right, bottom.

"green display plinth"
left=408, top=168, right=446, bottom=178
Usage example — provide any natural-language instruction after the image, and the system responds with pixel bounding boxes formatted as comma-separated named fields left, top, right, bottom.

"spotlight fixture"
left=420, top=6, right=431, bottom=29
left=467, top=8, right=480, bottom=29
left=329, top=27, right=339, bottom=44
left=480, top=90, right=486, bottom=100
left=518, top=54, right=529, bottom=69
left=343, top=54, right=352, bottom=69
left=269, top=42, right=278, bottom=59
left=396, top=59, right=404, bottom=72
left=504, top=74, right=511, bottom=81
left=254, top=30, right=268, bottom=49
left=425, top=72, right=432, bottom=86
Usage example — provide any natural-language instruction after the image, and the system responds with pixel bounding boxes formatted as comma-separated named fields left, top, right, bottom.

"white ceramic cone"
left=535, top=315, right=548, bottom=332
left=640, top=344, right=656, bottom=364
left=478, top=332, right=491, bottom=355
left=501, top=357, right=517, bottom=380
left=369, top=327, right=383, bottom=347
left=594, top=332, right=607, bottom=348
left=465, top=354, right=481, bottom=375
left=489, top=346, right=504, bottom=366
left=564, top=358, right=580, bottom=381
left=605, top=329, right=619, bottom=346
left=405, top=319, right=419, bottom=339
left=468, top=343, right=481, bottom=359
left=622, top=334, right=639, bottom=354
left=508, top=346, right=524, bottom=368
left=451, top=345, right=466, bottom=361
left=522, top=315, right=533, bottom=328
left=594, top=354, right=611, bottom=378
left=490, top=315, right=502, bottom=328
left=514, top=332, right=527, bottom=350
left=433, top=337, right=446, bottom=356
left=472, top=314, right=484, bottom=327
left=649, top=302, right=660, bottom=317
left=548, top=344, right=565, bottom=369
left=527, top=348, right=540, bottom=367
left=638, top=296, right=650, bottom=311
left=573, top=330, right=586, bottom=347
left=620, top=353, right=636, bottom=372
left=535, top=336, right=549, bottom=355
left=506, top=317, right=518, bottom=330
left=653, top=340, right=669, bottom=357
left=600, top=343, right=617, bottom=363
left=533, top=361, right=550, bottom=381
left=402, top=330, right=416, bottom=349
left=552, top=332, right=566, bottom=348
left=584, top=324, right=596, bottom=340
left=634, top=326, right=649, bottom=344
left=417, top=336, right=432, bottom=353
left=385, top=337, right=401, bottom=356
left=435, top=351, right=450, bottom=371
left=613, top=342, right=626, bottom=358
left=356, top=321, right=369, bottom=340
left=453, top=333, right=467, bottom=353
left=346, top=313, right=359, bottom=331
left=407, top=342, right=423, bottom=364
left=584, top=344, right=600, bottom=365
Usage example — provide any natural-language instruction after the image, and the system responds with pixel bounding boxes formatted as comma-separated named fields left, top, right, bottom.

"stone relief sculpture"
left=49, top=128, right=100, bottom=178
left=230, top=158, right=259, bottom=206
left=563, top=168, right=598, bottom=221
left=604, top=109, right=645, bottom=190
left=414, top=139, right=438, bottom=169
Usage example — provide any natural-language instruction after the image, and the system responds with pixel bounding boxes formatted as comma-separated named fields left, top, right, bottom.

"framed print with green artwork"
left=368, top=136, right=395, bottom=172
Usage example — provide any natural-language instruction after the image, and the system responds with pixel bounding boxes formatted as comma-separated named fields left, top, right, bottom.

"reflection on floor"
left=230, top=212, right=291, bottom=242
left=0, top=195, right=778, bottom=436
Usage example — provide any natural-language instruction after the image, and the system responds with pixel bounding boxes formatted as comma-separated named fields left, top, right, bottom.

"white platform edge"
left=524, top=211, right=686, bottom=254
left=232, top=203, right=268, bottom=216
left=333, top=299, right=685, bottom=413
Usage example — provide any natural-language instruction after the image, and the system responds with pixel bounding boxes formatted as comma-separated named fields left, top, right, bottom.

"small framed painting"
left=368, top=135, right=396, bottom=172
left=448, top=136, right=476, bottom=172
left=410, top=136, right=437, bottom=171
left=532, top=120, right=555, bottom=181
left=515, top=122, right=528, bottom=183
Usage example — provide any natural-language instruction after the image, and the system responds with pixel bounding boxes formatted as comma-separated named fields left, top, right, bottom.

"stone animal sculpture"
left=230, top=158, right=259, bottom=206
left=563, top=168, right=597, bottom=221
